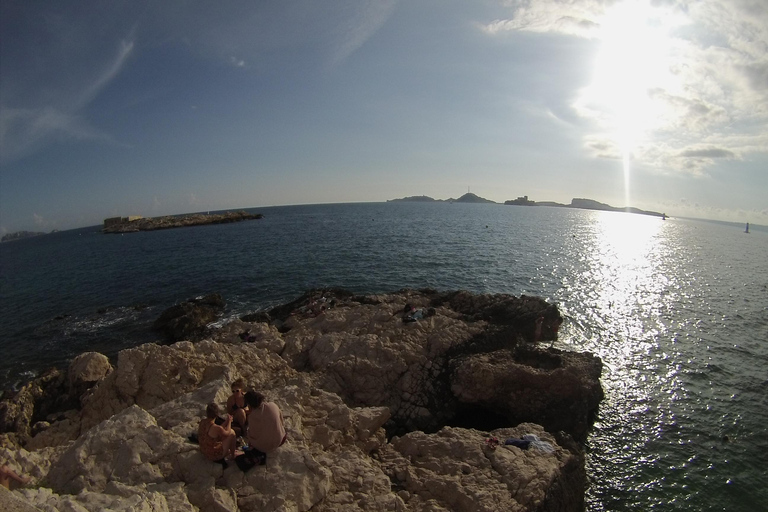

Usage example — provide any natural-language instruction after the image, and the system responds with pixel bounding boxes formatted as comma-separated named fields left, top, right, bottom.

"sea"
left=1, top=202, right=766, bottom=511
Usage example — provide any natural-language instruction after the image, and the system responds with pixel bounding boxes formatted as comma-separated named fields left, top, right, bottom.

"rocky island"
left=0, top=289, right=602, bottom=511
left=388, top=194, right=663, bottom=216
left=102, top=211, right=263, bottom=234
left=505, top=197, right=665, bottom=217
left=388, top=193, right=496, bottom=204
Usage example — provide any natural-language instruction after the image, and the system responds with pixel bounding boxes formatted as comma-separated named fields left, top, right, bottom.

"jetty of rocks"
left=0, top=289, right=603, bottom=511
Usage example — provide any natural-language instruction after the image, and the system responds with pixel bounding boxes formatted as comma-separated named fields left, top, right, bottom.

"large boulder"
left=45, top=405, right=194, bottom=494
left=273, top=290, right=599, bottom=440
left=431, top=290, right=563, bottom=342
left=68, top=351, right=113, bottom=399
left=277, top=290, right=486, bottom=434
left=377, top=424, right=584, bottom=512
left=450, top=346, right=603, bottom=441
left=153, top=294, right=226, bottom=342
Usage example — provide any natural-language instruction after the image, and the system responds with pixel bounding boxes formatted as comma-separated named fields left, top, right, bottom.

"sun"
left=576, top=0, right=684, bottom=205
left=579, top=0, right=682, bottom=153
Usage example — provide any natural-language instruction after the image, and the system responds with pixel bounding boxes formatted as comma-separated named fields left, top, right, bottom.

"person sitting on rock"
left=245, top=391, right=286, bottom=459
left=226, top=378, right=249, bottom=436
left=0, top=461, right=30, bottom=489
left=198, top=403, right=238, bottom=464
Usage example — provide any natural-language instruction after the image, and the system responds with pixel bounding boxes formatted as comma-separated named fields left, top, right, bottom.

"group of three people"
left=198, top=379, right=286, bottom=464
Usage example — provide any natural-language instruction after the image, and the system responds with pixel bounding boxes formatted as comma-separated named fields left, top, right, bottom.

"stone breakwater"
left=0, top=289, right=603, bottom=511
left=102, top=211, right=262, bottom=234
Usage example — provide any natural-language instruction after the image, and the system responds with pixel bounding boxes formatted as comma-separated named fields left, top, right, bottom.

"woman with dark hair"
left=244, top=391, right=286, bottom=455
left=197, top=402, right=238, bottom=462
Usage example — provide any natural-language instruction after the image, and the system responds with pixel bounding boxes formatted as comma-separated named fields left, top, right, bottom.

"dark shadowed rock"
left=0, top=368, right=74, bottom=445
left=152, top=293, right=226, bottom=342
left=450, top=345, right=603, bottom=441
left=261, top=288, right=355, bottom=324
left=431, top=290, right=563, bottom=342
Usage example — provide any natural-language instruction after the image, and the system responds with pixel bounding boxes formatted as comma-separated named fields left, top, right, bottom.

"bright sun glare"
left=580, top=0, right=683, bottom=205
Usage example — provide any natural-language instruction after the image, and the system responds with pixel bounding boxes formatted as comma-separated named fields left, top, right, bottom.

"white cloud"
left=485, top=0, right=768, bottom=177
left=481, top=0, right=607, bottom=38
left=229, top=56, right=246, bottom=68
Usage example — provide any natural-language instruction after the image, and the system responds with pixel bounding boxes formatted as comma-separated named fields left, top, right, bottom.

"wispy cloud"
left=0, top=38, right=134, bottom=164
left=0, top=107, right=116, bottom=163
left=77, top=39, right=135, bottom=109
left=328, top=0, right=399, bottom=66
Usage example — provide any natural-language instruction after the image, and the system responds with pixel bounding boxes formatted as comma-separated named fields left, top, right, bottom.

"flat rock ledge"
left=0, top=289, right=602, bottom=511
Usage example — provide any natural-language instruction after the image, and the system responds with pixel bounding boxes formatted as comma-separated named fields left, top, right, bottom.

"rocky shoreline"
left=102, top=211, right=262, bottom=234
left=0, top=289, right=603, bottom=511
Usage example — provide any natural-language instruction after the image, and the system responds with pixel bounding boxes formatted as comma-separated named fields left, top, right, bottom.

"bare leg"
left=0, top=465, right=30, bottom=489
left=233, top=409, right=247, bottom=435
left=222, top=432, right=238, bottom=459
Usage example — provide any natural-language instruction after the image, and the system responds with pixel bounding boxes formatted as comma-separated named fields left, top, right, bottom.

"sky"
left=1, top=0, right=767, bottom=233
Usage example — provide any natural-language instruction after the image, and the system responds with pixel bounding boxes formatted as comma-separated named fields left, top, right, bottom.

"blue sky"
left=1, top=0, right=767, bottom=233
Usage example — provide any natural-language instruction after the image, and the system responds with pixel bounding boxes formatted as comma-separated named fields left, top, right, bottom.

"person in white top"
left=245, top=391, right=287, bottom=454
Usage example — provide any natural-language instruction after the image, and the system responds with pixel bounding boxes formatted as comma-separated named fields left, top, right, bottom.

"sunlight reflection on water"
left=547, top=213, right=768, bottom=511
left=551, top=213, right=696, bottom=509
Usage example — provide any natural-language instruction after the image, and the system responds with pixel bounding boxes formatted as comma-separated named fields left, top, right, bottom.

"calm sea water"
left=1, top=202, right=766, bottom=511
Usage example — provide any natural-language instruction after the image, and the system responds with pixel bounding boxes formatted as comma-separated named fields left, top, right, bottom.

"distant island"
left=102, top=210, right=263, bottom=234
left=388, top=194, right=664, bottom=217
left=509, top=197, right=664, bottom=218
left=388, top=193, right=496, bottom=204
left=1, top=230, right=48, bottom=242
